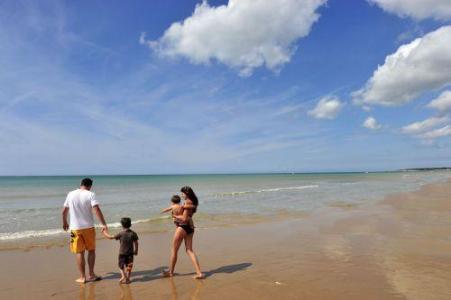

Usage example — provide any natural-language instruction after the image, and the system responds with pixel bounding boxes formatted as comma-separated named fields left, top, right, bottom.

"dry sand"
left=1, top=179, right=451, bottom=299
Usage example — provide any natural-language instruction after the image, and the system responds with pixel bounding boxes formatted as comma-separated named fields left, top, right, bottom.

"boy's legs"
left=125, top=262, right=133, bottom=283
left=119, top=267, right=126, bottom=283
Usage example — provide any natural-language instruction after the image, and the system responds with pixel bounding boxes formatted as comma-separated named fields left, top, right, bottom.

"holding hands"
left=102, top=227, right=114, bottom=240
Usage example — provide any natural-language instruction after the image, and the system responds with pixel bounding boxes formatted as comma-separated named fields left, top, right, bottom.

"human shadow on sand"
left=103, top=262, right=252, bottom=282
left=103, top=266, right=167, bottom=282
left=184, top=262, right=253, bottom=278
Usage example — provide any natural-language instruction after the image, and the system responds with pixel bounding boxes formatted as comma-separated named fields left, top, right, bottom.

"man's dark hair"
left=81, top=178, right=93, bottom=187
left=121, top=217, right=132, bottom=229
left=171, top=195, right=181, bottom=204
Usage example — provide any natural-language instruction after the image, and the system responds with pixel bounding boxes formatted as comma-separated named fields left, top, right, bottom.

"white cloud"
left=419, top=125, right=451, bottom=139
left=427, top=90, right=451, bottom=112
left=368, top=0, right=451, bottom=20
left=145, top=0, right=326, bottom=76
left=363, top=116, right=381, bottom=130
left=308, top=96, right=343, bottom=120
left=352, top=26, right=451, bottom=106
left=401, top=116, right=448, bottom=135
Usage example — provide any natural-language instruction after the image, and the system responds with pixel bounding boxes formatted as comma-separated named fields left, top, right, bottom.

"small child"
left=161, top=195, right=183, bottom=224
left=102, top=217, right=139, bottom=284
left=161, top=195, right=195, bottom=230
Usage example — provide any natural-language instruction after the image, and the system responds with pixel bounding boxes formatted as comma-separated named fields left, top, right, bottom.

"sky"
left=1, top=0, right=451, bottom=175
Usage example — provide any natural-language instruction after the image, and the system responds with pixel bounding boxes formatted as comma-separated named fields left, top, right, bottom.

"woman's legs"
left=165, top=227, right=185, bottom=276
left=184, top=233, right=204, bottom=278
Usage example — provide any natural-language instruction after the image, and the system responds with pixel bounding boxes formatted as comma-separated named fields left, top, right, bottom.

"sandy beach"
left=1, top=178, right=451, bottom=299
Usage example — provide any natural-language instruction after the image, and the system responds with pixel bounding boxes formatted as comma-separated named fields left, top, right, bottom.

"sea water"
left=0, top=171, right=450, bottom=248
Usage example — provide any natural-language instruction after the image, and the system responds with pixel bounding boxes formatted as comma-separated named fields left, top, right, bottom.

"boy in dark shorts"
left=102, top=217, right=139, bottom=284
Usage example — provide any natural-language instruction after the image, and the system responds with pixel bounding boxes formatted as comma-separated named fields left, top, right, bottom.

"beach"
left=1, top=177, right=451, bottom=299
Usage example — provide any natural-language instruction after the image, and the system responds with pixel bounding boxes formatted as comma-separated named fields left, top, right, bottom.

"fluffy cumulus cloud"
left=308, top=96, right=343, bottom=120
left=362, top=116, right=381, bottom=130
left=368, top=0, right=451, bottom=20
left=402, top=116, right=449, bottom=135
left=427, top=90, right=451, bottom=112
left=144, top=0, right=326, bottom=76
left=352, top=26, right=451, bottom=106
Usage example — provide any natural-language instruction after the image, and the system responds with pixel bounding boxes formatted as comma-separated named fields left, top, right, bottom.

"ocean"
left=0, top=171, right=450, bottom=249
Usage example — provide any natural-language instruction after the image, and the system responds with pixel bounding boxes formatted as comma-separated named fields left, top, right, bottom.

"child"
left=161, top=195, right=183, bottom=224
left=161, top=195, right=194, bottom=228
left=102, top=217, right=139, bottom=284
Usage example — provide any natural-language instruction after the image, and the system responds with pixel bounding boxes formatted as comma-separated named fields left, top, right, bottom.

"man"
left=62, top=178, right=108, bottom=283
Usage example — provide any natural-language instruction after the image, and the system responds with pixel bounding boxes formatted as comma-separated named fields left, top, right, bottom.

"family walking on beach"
left=61, top=178, right=204, bottom=284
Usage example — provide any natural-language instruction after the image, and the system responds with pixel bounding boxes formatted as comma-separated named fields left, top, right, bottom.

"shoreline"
left=1, top=174, right=449, bottom=252
left=1, top=178, right=451, bottom=299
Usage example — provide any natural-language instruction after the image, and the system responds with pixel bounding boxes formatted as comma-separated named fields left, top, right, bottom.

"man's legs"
left=87, top=250, right=96, bottom=280
left=75, top=251, right=86, bottom=283
left=85, top=228, right=101, bottom=281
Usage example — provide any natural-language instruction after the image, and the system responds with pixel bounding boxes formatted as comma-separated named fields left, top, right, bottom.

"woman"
left=163, top=186, right=204, bottom=279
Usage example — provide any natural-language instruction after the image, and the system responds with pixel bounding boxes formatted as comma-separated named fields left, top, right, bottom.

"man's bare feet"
left=119, top=277, right=126, bottom=284
left=162, top=270, right=174, bottom=277
left=75, top=277, right=86, bottom=283
left=125, top=279, right=131, bottom=284
left=193, top=273, right=205, bottom=279
left=86, top=274, right=102, bottom=282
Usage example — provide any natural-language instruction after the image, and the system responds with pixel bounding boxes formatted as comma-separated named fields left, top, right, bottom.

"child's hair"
left=171, top=195, right=181, bottom=204
left=121, top=217, right=132, bottom=229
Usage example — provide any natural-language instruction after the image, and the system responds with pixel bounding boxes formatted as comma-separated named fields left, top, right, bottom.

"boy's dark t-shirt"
left=114, top=229, right=139, bottom=255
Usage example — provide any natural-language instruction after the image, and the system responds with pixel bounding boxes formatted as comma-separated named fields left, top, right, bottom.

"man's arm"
left=62, top=207, right=69, bottom=231
left=93, top=205, right=108, bottom=231
left=101, top=229, right=115, bottom=240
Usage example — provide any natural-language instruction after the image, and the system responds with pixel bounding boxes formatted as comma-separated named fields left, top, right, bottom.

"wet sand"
left=1, top=179, right=451, bottom=299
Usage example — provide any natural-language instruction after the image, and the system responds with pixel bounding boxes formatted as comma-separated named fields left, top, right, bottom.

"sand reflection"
left=167, top=277, right=203, bottom=300
left=119, top=284, right=134, bottom=300
left=79, top=283, right=96, bottom=300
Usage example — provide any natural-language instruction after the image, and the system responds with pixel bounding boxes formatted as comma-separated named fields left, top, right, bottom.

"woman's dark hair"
left=180, top=186, right=198, bottom=213
left=121, top=217, right=132, bottom=229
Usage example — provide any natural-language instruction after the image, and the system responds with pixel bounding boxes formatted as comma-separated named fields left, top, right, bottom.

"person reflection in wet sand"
left=119, top=284, right=134, bottom=300
left=79, top=282, right=96, bottom=300
left=168, top=277, right=203, bottom=300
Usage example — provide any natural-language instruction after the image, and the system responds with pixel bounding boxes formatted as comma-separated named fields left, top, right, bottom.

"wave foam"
left=0, top=216, right=170, bottom=241
left=0, top=229, right=64, bottom=241
left=216, top=185, right=319, bottom=197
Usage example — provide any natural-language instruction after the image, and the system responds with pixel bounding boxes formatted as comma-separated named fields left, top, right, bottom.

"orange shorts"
left=70, top=227, right=96, bottom=253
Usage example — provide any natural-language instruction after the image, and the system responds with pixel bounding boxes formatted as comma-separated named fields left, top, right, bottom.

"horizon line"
left=1, top=168, right=450, bottom=177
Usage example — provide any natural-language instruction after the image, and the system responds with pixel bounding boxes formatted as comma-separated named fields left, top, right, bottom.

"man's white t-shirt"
left=63, top=189, right=99, bottom=230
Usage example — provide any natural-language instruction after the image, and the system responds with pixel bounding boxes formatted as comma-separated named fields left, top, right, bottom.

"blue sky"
left=1, top=0, right=451, bottom=175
